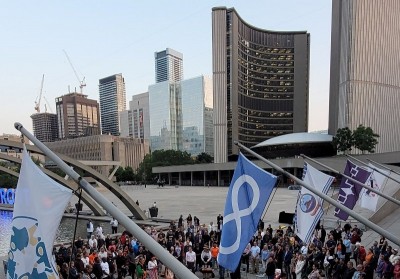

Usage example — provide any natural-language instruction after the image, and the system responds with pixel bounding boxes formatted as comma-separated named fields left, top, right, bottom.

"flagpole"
left=234, top=141, right=400, bottom=247
left=346, top=155, right=400, bottom=185
left=14, top=123, right=198, bottom=279
left=367, top=158, right=400, bottom=177
left=301, top=154, right=400, bottom=207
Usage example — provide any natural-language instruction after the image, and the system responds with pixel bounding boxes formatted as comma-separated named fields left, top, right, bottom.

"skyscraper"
left=148, top=81, right=182, bottom=151
left=181, top=76, right=213, bottom=156
left=119, top=92, right=150, bottom=141
left=99, top=73, right=126, bottom=135
left=31, top=112, right=58, bottom=142
left=155, top=48, right=183, bottom=83
left=55, top=92, right=100, bottom=139
left=148, top=76, right=214, bottom=156
left=329, top=0, right=400, bottom=153
left=212, top=7, right=310, bottom=163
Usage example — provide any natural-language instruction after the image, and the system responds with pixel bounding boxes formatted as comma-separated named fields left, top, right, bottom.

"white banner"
left=7, top=147, right=72, bottom=279
left=296, top=163, right=334, bottom=244
left=360, top=163, right=389, bottom=212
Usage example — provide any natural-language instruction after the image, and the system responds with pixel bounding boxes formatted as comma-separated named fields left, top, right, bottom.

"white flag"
left=7, top=147, right=72, bottom=279
left=296, top=163, right=334, bottom=244
left=360, top=164, right=389, bottom=212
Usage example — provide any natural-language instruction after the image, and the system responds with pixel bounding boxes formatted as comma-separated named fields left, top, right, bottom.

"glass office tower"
left=149, top=81, right=182, bottom=151
left=181, top=76, right=213, bottom=156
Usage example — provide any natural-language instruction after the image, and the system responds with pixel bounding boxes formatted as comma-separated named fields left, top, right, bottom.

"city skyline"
left=0, top=1, right=331, bottom=135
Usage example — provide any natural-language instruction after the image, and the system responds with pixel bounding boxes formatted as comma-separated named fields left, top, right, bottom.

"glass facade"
left=149, top=81, right=182, bottom=151
left=181, top=76, right=213, bottom=156
left=149, top=76, right=213, bottom=155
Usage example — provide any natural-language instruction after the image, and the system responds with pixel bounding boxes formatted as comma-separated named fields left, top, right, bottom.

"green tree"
left=353, top=124, right=379, bottom=153
left=332, top=127, right=354, bottom=154
left=136, top=149, right=195, bottom=183
left=195, top=152, right=213, bottom=163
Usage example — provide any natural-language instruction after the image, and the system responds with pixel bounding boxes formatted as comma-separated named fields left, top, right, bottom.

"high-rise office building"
left=155, top=48, right=183, bottom=83
left=31, top=112, right=58, bottom=142
left=148, top=76, right=214, bottom=156
left=99, top=73, right=126, bottom=135
left=212, top=7, right=310, bottom=163
left=148, top=81, right=182, bottom=151
left=181, top=76, right=213, bottom=156
left=120, top=92, right=150, bottom=141
left=329, top=0, right=400, bottom=153
left=56, top=92, right=100, bottom=139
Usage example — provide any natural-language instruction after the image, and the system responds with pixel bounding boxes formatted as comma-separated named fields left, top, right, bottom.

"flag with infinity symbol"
left=218, top=153, right=277, bottom=271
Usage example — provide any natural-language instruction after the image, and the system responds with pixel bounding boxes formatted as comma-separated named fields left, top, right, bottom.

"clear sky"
left=0, top=0, right=332, bottom=135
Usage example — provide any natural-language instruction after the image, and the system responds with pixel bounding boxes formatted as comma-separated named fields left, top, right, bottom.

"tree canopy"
left=332, top=127, right=354, bottom=154
left=353, top=124, right=380, bottom=153
left=332, top=125, right=379, bottom=154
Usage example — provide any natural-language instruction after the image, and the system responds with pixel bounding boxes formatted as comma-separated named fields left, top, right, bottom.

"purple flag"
left=334, top=160, right=371, bottom=220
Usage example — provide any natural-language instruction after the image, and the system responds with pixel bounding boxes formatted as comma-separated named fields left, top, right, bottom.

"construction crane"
left=34, top=74, right=45, bottom=113
left=63, top=49, right=86, bottom=94
left=43, top=96, right=53, bottom=113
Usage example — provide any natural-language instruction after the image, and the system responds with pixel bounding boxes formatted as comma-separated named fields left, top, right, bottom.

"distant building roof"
left=252, top=132, right=333, bottom=148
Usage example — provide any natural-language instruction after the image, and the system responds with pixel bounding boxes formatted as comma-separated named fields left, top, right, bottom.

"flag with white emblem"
left=7, top=147, right=72, bottom=279
left=218, top=153, right=277, bottom=271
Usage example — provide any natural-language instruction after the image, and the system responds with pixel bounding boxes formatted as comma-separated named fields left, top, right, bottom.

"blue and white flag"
left=7, top=147, right=72, bottom=279
left=218, top=153, right=277, bottom=271
left=295, top=163, right=334, bottom=244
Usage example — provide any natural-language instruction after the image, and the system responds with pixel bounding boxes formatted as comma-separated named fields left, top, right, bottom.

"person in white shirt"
left=95, top=225, right=103, bottom=237
left=81, top=251, right=90, bottom=268
left=295, top=254, right=306, bottom=279
left=89, top=235, right=98, bottom=250
left=98, top=247, right=108, bottom=260
left=201, top=246, right=212, bottom=268
left=110, top=218, right=118, bottom=234
left=147, top=255, right=159, bottom=278
left=186, top=246, right=196, bottom=273
left=100, top=257, right=110, bottom=278
left=87, top=220, right=94, bottom=239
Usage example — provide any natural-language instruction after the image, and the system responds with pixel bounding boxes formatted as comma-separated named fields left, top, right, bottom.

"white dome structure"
left=252, top=132, right=333, bottom=148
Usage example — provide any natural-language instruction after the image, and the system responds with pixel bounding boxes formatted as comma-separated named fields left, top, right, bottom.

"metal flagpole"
left=346, top=155, right=400, bottom=185
left=367, top=158, right=400, bottom=177
left=235, top=141, right=400, bottom=246
left=15, top=123, right=198, bottom=279
left=301, top=154, right=400, bottom=207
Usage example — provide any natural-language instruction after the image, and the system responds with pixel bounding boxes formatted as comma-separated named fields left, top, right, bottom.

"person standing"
left=186, top=246, right=197, bottom=273
left=87, top=219, right=94, bottom=239
left=110, top=218, right=118, bottom=234
left=250, top=241, right=261, bottom=274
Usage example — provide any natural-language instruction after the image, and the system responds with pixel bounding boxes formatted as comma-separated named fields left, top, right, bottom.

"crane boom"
left=34, top=74, right=45, bottom=113
left=63, top=49, right=86, bottom=93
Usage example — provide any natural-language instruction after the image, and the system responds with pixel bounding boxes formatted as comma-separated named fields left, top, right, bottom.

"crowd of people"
left=239, top=222, right=400, bottom=279
left=51, top=214, right=400, bottom=279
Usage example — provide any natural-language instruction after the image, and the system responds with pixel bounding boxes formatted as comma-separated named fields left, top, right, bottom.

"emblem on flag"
left=295, top=163, right=334, bottom=244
